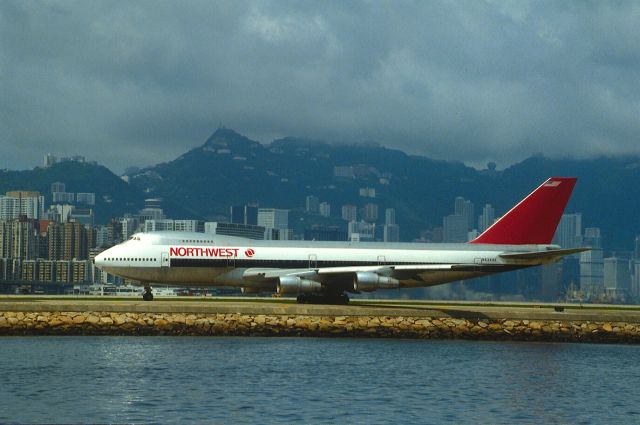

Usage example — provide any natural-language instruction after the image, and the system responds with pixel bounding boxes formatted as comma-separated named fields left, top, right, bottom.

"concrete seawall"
left=2, top=298, right=640, bottom=343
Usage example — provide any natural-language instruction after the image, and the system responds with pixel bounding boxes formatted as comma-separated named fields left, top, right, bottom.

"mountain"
left=128, top=128, right=640, bottom=251
left=0, top=160, right=144, bottom=224
left=3, top=128, right=639, bottom=252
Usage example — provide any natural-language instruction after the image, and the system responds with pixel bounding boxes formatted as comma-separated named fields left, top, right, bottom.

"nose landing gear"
left=142, top=286, right=154, bottom=301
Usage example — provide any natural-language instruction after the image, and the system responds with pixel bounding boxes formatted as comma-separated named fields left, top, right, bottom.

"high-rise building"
left=51, top=182, right=65, bottom=193
left=443, top=214, right=468, bottom=243
left=333, top=166, right=355, bottom=178
left=63, top=222, right=88, bottom=261
left=47, top=204, right=74, bottom=223
left=205, top=222, right=266, bottom=240
left=120, top=217, right=140, bottom=241
left=604, top=257, right=631, bottom=301
left=70, top=208, right=94, bottom=227
left=44, top=154, right=57, bottom=168
left=0, top=191, right=45, bottom=220
left=305, top=196, right=320, bottom=214
left=48, top=222, right=88, bottom=261
left=258, top=208, right=290, bottom=240
left=477, top=204, right=495, bottom=233
left=361, top=203, right=379, bottom=222
left=383, top=224, right=400, bottom=242
left=174, top=220, right=205, bottom=232
left=38, top=260, right=54, bottom=282
left=0, top=218, right=40, bottom=260
left=95, top=226, right=112, bottom=248
left=0, top=221, right=11, bottom=258
left=454, top=196, right=474, bottom=231
left=230, top=205, right=258, bottom=225
left=258, top=209, right=288, bottom=230
left=359, top=188, right=376, bottom=198
left=348, top=220, right=375, bottom=242
left=304, top=225, right=347, bottom=241
left=52, top=192, right=75, bottom=203
left=341, top=205, right=357, bottom=221
left=553, top=213, right=582, bottom=248
left=71, top=260, right=91, bottom=283
left=632, top=261, right=640, bottom=299
left=139, top=199, right=165, bottom=221
left=580, top=227, right=604, bottom=298
left=144, top=220, right=175, bottom=232
left=385, top=208, right=396, bottom=226
left=319, top=202, right=331, bottom=217
left=76, top=193, right=96, bottom=205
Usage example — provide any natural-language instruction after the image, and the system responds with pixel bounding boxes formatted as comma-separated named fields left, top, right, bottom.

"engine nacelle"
left=277, top=276, right=322, bottom=295
left=353, top=272, right=400, bottom=292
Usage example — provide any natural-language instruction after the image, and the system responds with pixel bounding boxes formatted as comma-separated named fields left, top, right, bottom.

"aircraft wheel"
left=142, top=288, right=154, bottom=301
left=327, top=293, right=349, bottom=305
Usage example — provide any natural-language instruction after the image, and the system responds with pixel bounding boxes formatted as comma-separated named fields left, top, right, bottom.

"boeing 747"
left=95, top=177, right=588, bottom=303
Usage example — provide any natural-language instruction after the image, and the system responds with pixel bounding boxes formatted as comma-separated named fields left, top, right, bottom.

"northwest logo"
left=245, top=249, right=255, bottom=257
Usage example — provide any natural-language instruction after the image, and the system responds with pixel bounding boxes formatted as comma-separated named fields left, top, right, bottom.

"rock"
left=154, top=318, right=169, bottom=327
left=49, top=319, right=64, bottom=327
left=602, top=323, right=613, bottom=332
left=86, top=315, right=100, bottom=324
left=100, top=317, right=114, bottom=325
left=529, top=321, right=542, bottom=330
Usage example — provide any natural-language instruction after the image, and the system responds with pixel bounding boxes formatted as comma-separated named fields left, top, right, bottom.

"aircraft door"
left=161, top=252, right=170, bottom=268
left=309, top=254, right=318, bottom=269
left=227, top=252, right=236, bottom=268
left=377, top=255, right=386, bottom=265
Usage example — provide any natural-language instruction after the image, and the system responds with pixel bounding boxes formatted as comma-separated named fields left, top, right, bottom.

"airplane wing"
left=241, top=247, right=590, bottom=292
left=242, top=263, right=479, bottom=293
left=242, top=264, right=455, bottom=282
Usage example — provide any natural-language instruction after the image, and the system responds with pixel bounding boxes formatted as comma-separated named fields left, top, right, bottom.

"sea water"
left=1, top=337, right=639, bottom=424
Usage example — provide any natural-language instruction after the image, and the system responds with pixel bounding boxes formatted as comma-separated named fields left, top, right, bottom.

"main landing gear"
left=296, top=292, right=349, bottom=305
left=142, top=286, right=154, bottom=301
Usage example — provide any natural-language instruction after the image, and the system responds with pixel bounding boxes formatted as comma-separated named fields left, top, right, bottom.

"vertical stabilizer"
left=470, top=177, right=577, bottom=245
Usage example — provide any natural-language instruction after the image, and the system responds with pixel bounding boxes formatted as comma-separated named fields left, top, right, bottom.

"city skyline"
left=2, top=177, right=640, bottom=303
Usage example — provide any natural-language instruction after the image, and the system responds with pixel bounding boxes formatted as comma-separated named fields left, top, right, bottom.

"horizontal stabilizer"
left=499, top=247, right=590, bottom=260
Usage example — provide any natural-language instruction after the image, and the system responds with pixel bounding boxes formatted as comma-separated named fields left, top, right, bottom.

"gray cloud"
left=1, top=0, right=639, bottom=173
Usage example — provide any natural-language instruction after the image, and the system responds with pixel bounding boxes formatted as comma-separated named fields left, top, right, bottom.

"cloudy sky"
left=1, top=1, right=639, bottom=173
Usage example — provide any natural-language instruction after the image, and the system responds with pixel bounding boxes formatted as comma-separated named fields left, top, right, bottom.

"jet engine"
left=277, top=276, right=322, bottom=294
left=353, top=272, right=399, bottom=292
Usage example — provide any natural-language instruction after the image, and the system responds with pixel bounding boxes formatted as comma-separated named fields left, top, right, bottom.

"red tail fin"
left=470, top=177, right=577, bottom=245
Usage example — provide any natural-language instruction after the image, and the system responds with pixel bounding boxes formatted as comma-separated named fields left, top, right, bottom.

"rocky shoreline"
left=2, top=310, right=640, bottom=343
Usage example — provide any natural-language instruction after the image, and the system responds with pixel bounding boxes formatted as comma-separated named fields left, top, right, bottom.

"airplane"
left=94, top=177, right=588, bottom=303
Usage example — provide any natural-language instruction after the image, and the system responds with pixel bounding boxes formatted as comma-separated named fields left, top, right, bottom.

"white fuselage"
left=95, top=231, right=557, bottom=292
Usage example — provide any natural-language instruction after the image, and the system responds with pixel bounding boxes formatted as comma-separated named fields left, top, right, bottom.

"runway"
left=1, top=296, right=640, bottom=323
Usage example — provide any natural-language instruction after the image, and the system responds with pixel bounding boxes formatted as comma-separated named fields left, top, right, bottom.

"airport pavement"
left=1, top=296, right=639, bottom=323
